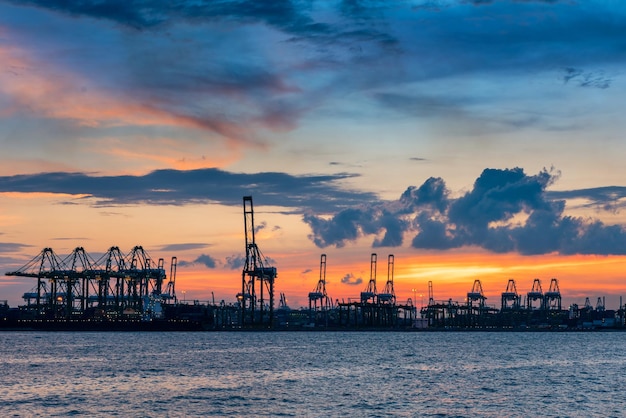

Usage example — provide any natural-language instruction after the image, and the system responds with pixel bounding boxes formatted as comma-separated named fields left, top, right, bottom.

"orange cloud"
left=0, top=191, right=91, bottom=200
left=91, top=137, right=243, bottom=174
left=0, top=45, right=263, bottom=148
left=0, top=158, right=79, bottom=176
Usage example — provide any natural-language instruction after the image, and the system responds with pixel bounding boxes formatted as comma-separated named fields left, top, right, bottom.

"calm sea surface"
left=1, top=331, right=625, bottom=417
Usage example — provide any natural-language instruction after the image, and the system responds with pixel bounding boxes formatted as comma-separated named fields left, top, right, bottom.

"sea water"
left=1, top=331, right=624, bottom=417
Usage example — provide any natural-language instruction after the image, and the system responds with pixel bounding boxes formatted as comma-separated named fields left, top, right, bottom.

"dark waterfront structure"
left=2, top=243, right=624, bottom=330
left=2, top=245, right=218, bottom=330
left=333, top=253, right=416, bottom=329
left=238, top=196, right=276, bottom=328
left=420, top=279, right=625, bottom=330
left=1, top=195, right=625, bottom=331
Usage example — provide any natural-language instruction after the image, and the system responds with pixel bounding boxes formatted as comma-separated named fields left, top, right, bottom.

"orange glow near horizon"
left=1, top=190, right=625, bottom=310
left=170, top=250, right=626, bottom=310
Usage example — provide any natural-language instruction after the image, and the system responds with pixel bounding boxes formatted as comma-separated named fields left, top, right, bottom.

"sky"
left=1, top=0, right=626, bottom=310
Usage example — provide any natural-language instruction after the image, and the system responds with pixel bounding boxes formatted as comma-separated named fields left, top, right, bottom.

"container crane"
left=467, top=279, right=486, bottom=310
left=377, top=254, right=396, bottom=304
left=501, top=279, right=521, bottom=310
left=309, top=254, right=331, bottom=312
left=544, top=278, right=562, bottom=310
left=428, top=281, right=434, bottom=306
left=527, top=278, right=544, bottom=310
left=360, top=253, right=377, bottom=303
left=163, top=256, right=177, bottom=303
left=239, top=196, right=277, bottom=327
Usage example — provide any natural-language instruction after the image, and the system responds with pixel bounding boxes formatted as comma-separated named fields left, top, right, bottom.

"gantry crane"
left=239, top=196, right=277, bottom=327
left=360, top=253, right=377, bottom=303
left=309, top=254, right=331, bottom=312
left=7, top=245, right=170, bottom=319
left=6, top=247, right=64, bottom=316
left=527, top=278, right=544, bottom=310
left=378, top=254, right=396, bottom=304
left=467, top=279, right=487, bottom=310
left=428, top=281, right=434, bottom=306
left=501, top=279, right=521, bottom=310
left=544, top=278, right=562, bottom=310
left=163, top=256, right=177, bottom=303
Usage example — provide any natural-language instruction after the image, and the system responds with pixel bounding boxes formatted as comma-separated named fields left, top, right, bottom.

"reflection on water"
left=1, top=331, right=625, bottom=417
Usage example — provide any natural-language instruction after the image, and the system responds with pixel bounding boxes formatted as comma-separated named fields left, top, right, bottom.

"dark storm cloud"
left=225, top=254, right=246, bottom=270
left=341, top=273, right=362, bottom=286
left=563, top=68, right=611, bottom=89
left=374, top=92, right=475, bottom=119
left=159, top=243, right=211, bottom=252
left=547, top=187, right=626, bottom=212
left=5, top=0, right=623, bottom=143
left=6, top=0, right=396, bottom=47
left=0, top=168, right=376, bottom=212
left=397, top=1, right=626, bottom=99
left=304, top=167, right=626, bottom=256
left=254, top=222, right=267, bottom=234
left=304, top=176, right=448, bottom=248
left=178, top=253, right=217, bottom=269
left=194, top=254, right=217, bottom=268
left=447, top=168, right=553, bottom=233
left=0, top=242, right=31, bottom=253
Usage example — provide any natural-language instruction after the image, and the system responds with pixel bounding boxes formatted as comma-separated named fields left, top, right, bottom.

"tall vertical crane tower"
left=544, top=278, right=562, bottom=310
left=377, top=254, right=396, bottom=304
left=501, top=279, right=521, bottom=310
left=360, top=253, right=378, bottom=303
left=467, top=279, right=486, bottom=310
left=309, top=254, right=331, bottom=311
left=240, top=196, right=277, bottom=327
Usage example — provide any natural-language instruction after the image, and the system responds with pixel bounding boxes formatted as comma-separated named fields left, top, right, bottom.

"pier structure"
left=2, top=194, right=625, bottom=331
left=336, top=253, right=414, bottom=329
left=6, top=245, right=184, bottom=321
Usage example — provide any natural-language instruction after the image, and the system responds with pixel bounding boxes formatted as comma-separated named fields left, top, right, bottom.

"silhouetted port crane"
left=163, top=256, right=177, bottom=303
left=239, top=196, right=277, bottom=327
left=527, top=278, right=544, bottom=310
left=501, top=279, right=521, bottom=310
left=7, top=245, right=170, bottom=319
left=7, top=247, right=66, bottom=317
left=544, top=278, right=561, bottom=310
left=64, top=246, right=98, bottom=315
left=360, top=253, right=377, bottom=303
left=378, top=254, right=396, bottom=304
left=428, top=280, right=434, bottom=306
left=467, top=279, right=486, bottom=311
left=309, top=254, right=331, bottom=312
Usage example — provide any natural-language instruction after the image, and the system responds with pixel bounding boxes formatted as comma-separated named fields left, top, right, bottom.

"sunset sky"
left=1, top=0, right=626, bottom=310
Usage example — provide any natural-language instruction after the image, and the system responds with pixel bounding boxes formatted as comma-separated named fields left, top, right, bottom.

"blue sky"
left=1, top=0, right=626, bottom=306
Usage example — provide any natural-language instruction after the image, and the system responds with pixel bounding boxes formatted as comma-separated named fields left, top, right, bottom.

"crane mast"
left=360, top=253, right=377, bottom=303
left=309, top=254, right=330, bottom=309
left=239, top=196, right=277, bottom=327
left=378, top=254, right=396, bottom=304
